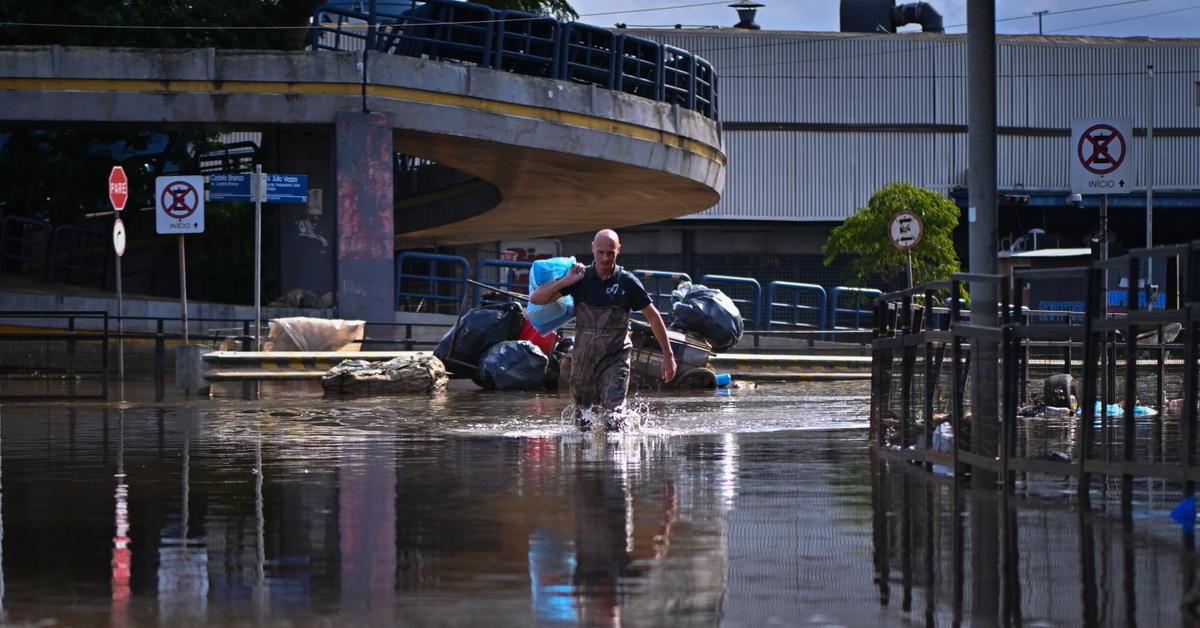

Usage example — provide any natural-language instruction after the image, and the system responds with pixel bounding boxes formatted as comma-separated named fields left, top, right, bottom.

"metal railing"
left=473, top=259, right=531, bottom=307
left=700, top=274, right=761, bottom=330
left=394, top=251, right=469, bottom=313
left=632, top=269, right=690, bottom=314
left=0, top=310, right=109, bottom=400
left=766, top=281, right=827, bottom=330
left=1, top=215, right=52, bottom=280
left=50, top=225, right=110, bottom=288
left=0, top=310, right=451, bottom=400
left=871, top=242, right=1200, bottom=529
left=310, top=0, right=719, bottom=120
left=830, top=286, right=881, bottom=330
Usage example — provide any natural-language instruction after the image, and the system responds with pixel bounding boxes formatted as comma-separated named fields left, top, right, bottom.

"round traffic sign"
left=108, top=166, right=128, bottom=211
left=888, top=211, right=923, bottom=251
left=113, top=218, right=126, bottom=257
left=1077, top=124, right=1127, bottom=175
left=160, top=180, right=199, bottom=219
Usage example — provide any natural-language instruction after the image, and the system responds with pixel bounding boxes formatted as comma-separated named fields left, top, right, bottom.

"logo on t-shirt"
left=606, top=283, right=621, bottom=297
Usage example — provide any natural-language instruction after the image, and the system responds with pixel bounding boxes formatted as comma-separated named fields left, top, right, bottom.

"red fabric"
left=518, top=319, right=557, bottom=355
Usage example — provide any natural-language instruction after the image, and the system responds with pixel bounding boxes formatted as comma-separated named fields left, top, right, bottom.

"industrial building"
left=527, top=14, right=1200, bottom=293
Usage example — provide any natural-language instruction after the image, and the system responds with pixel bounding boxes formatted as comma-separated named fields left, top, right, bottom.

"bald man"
left=531, top=229, right=677, bottom=430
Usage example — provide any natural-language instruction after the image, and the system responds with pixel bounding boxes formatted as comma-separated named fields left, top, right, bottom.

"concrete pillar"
left=334, top=111, right=395, bottom=322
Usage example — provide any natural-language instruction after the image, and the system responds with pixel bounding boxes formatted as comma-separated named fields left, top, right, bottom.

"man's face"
left=592, top=237, right=619, bottom=274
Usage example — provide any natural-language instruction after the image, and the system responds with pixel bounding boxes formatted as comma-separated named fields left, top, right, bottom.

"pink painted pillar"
left=335, top=111, right=395, bottom=322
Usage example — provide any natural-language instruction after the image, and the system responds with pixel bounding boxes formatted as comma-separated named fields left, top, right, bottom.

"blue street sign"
left=265, top=174, right=308, bottom=204
left=208, top=173, right=308, bottom=204
left=208, top=173, right=251, bottom=201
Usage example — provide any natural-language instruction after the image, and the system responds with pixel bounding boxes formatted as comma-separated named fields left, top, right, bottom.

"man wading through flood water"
left=531, top=229, right=677, bottom=430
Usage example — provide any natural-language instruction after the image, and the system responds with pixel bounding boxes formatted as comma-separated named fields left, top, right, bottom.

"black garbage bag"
left=669, top=283, right=743, bottom=352
left=434, top=303, right=524, bottom=374
left=478, top=340, right=549, bottom=391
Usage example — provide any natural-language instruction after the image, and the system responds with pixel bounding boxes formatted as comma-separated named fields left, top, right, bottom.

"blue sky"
left=568, top=0, right=1200, bottom=37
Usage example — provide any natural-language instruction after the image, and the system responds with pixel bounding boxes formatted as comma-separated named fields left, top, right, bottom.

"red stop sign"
left=108, top=166, right=128, bottom=211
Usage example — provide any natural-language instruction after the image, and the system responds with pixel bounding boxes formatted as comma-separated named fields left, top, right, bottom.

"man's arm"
left=641, top=304, right=677, bottom=382
left=530, top=263, right=586, bottom=305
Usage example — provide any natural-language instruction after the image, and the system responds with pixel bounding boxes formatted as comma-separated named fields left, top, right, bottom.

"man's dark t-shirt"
left=563, top=265, right=652, bottom=311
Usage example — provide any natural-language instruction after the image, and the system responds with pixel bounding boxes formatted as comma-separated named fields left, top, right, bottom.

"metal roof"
left=630, top=29, right=1200, bottom=221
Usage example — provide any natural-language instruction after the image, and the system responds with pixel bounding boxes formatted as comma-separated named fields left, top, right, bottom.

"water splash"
left=563, top=397, right=658, bottom=433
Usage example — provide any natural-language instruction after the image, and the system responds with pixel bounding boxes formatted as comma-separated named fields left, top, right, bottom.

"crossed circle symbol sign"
left=161, top=181, right=199, bottom=219
left=1077, top=124, right=1126, bottom=175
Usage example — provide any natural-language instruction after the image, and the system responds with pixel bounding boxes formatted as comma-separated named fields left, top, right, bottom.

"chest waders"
left=570, top=302, right=632, bottom=429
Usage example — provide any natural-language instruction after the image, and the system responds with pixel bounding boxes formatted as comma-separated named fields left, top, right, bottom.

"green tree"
left=822, top=182, right=961, bottom=289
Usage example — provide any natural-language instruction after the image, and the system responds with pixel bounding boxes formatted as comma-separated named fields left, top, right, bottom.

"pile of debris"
left=322, top=354, right=448, bottom=395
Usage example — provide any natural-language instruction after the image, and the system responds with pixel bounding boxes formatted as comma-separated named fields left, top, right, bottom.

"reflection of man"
left=530, top=229, right=676, bottom=430
left=573, top=445, right=677, bottom=626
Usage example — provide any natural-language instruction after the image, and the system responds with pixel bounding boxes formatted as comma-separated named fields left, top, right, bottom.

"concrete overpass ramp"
left=0, top=47, right=724, bottom=244
left=0, top=46, right=725, bottom=319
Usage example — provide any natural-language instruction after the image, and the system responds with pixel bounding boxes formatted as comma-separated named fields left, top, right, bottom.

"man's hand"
left=661, top=352, right=677, bottom=382
left=562, top=262, right=586, bottom=286
left=531, top=262, right=586, bottom=305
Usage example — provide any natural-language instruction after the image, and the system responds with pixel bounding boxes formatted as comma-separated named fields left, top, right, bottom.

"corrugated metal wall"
left=633, top=30, right=1200, bottom=221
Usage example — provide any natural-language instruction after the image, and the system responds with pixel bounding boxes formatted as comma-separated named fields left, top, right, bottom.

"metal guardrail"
left=871, top=242, right=1200, bottom=533
left=766, top=281, right=827, bottom=330
left=310, top=0, right=719, bottom=120
left=0, top=310, right=109, bottom=400
left=398, top=256, right=882, bottom=332
left=394, top=251, right=469, bottom=312
left=0, top=311, right=450, bottom=400
left=830, top=286, right=881, bottom=330
left=473, top=259, right=531, bottom=307
left=632, top=269, right=690, bottom=314
left=50, top=225, right=109, bottom=288
left=700, top=274, right=761, bottom=330
left=1, top=215, right=51, bottom=280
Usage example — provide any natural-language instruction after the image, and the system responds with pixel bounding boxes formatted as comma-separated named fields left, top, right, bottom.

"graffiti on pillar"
left=296, top=187, right=329, bottom=249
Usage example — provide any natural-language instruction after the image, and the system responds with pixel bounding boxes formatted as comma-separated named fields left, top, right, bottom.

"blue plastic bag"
left=527, top=257, right=576, bottom=334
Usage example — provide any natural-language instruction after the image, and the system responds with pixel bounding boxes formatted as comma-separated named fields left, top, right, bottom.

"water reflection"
left=0, top=382, right=1195, bottom=625
left=870, top=452, right=1198, bottom=626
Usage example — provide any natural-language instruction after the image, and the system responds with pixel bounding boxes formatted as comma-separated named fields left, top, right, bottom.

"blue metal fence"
left=394, top=252, right=469, bottom=310
left=829, top=286, right=882, bottom=329
left=311, top=0, right=719, bottom=121
left=473, top=259, right=532, bottom=306
left=390, top=255, right=889, bottom=333
left=632, top=269, right=691, bottom=313
left=700, top=274, right=761, bottom=330
left=766, top=281, right=827, bottom=330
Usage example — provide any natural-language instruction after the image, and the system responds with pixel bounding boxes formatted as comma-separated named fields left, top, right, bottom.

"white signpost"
left=889, top=211, right=923, bottom=289
left=109, top=167, right=128, bottom=383
left=156, top=175, right=206, bottom=344
left=1071, top=118, right=1135, bottom=315
left=1070, top=118, right=1134, bottom=196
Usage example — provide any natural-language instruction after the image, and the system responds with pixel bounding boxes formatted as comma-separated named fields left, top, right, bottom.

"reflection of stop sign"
left=108, top=166, right=128, bottom=211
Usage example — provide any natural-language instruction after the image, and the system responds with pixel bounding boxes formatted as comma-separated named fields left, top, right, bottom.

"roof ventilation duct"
left=730, top=1, right=764, bottom=30
left=841, top=0, right=944, bottom=33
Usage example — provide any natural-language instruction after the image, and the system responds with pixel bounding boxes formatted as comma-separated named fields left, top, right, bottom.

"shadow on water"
left=0, top=380, right=1196, bottom=625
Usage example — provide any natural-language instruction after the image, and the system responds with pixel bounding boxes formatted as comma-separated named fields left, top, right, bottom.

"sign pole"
left=179, top=234, right=189, bottom=345
left=116, top=242, right=124, bottom=380
left=1101, top=194, right=1109, bottom=317
left=254, top=165, right=264, bottom=351
left=906, top=248, right=913, bottom=290
left=108, top=166, right=129, bottom=382
left=1145, top=64, right=1155, bottom=298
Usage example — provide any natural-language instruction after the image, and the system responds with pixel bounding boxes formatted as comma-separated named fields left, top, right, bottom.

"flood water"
left=0, top=381, right=1196, bottom=626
